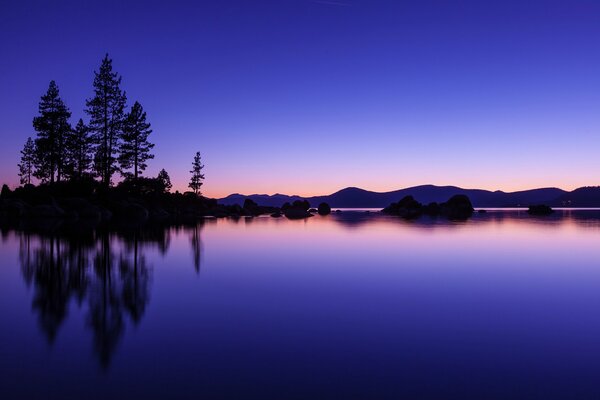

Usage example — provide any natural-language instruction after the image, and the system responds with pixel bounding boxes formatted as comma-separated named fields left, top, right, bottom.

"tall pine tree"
left=32, top=81, right=71, bottom=183
left=189, top=152, right=205, bottom=195
left=18, top=137, right=36, bottom=185
left=118, top=101, right=154, bottom=181
left=65, top=119, right=93, bottom=180
left=86, top=54, right=127, bottom=186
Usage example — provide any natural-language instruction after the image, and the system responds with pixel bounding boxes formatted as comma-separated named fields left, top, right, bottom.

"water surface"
left=2, top=210, right=600, bottom=399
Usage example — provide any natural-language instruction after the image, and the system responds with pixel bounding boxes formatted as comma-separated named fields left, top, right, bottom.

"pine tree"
left=18, top=137, right=36, bottom=185
left=86, top=54, right=127, bottom=186
left=32, top=81, right=72, bottom=183
left=157, top=169, right=172, bottom=192
left=188, top=152, right=205, bottom=195
left=119, top=101, right=154, bottom=181
left=65, top=119, right=93, bottom=180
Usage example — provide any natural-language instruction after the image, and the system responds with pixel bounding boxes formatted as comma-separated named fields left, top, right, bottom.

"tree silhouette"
left=157, top=168, right=172, bottom=192
left=86, top=54, right=127, bottom=187
left=18, top=137, right=36, bottom=185
left=118, top=101, right=154, bottom=181
left=33, top=81, right=72, bottom=183
left=65, top=119, right=93, bottom=180
left=188, top=151, right=205, bottom=195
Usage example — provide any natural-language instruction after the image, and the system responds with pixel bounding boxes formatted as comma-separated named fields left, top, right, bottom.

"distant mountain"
left=219, top=184, right=584, bottom=208
left=551, top=186, right=600, bottom=207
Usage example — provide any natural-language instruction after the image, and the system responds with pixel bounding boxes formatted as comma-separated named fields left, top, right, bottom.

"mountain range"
left=219, top=185, right=600, bottom=208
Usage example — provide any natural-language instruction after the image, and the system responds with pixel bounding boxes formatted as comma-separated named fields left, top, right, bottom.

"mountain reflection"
left=16, top=221, right=204, bottom=369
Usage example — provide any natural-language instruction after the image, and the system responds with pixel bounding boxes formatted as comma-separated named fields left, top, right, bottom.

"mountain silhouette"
left=218, top=185, right=600, bottom=208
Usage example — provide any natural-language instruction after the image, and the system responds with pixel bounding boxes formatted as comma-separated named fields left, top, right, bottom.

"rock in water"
left=440, top=195, right=474, bottom=220
left=318, top=202, right=331, bottom=215
left=284, top=208, right=313, bottom=220
left=382, top=195, right=423, bottom=219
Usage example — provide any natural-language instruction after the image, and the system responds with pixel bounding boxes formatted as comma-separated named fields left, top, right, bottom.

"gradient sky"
left=1, top=0, right=599, bottom=198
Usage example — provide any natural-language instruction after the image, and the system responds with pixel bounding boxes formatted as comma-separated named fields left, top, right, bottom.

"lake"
left=2, top=210, right=600, bottom=399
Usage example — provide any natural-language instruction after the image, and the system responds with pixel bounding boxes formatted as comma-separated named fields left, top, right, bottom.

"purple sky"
left=1, top=0, right=599, bottom=197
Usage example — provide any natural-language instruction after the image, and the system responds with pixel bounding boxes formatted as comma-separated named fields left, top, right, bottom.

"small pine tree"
left=18, top=137, right=36, bottom=185
left=32, top=81, right=72, bottom=183
left=157, top=168, right=172, bottom=192
left=188, top=152, right=205, bottom=195
left=119, top=101, right=154, bottom=180
left=86, top=54, right=127, bottom=186
left=65, top=119, right=93, bottom=180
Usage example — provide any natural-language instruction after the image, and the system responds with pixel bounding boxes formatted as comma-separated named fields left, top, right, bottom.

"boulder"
left=123, top=203, right=149, bottom=221
left=423, top=202, right=440, bottom=216
left=440, top=195, right=474, bottom=220
left=29, top=204, right=65, bottom=218
left=284, top=208, right=313, bottom=220
left=292, top=200, right=310, bottom=211
left=0, top=199, right=28, bottom=218
left=382, top=195, right=423, bottom=219
left=243, top=198, right=258, bottom=209
left=0, top=184, right=11, bottom=199
left=270, top=211, right=282, bottom=218
left=318, top=202, right=331, bottom=215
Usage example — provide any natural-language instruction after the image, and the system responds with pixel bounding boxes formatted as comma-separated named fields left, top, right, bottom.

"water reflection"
left=15, top=221, right=205, bottom=369
left=7, top=210, right=600, bottom=377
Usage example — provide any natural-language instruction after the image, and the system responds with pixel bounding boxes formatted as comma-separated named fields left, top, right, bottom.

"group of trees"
left=18, top=55, right=205, bottom=195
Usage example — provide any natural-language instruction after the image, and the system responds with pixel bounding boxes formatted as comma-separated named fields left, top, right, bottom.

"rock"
left=478, top=209, right=487, bottom=214
left=308, top=208, right=318, bottom=213
left=382, top=195, right=423, bottom=219
left=270, top=211, right=282, bottom=218
left=528, top=204, right=553, bottom=216
left=284, top=208, right=313, bottom=220
left=243, top=198, right=258, bottom=209
left=440, top=195, right=474, bottom=220
left=150, top=207, right=170, bottom=220
left=0, top=184, right=11, bottom=199
left=423, top=202, right=440, bottom=216
left=29, top=204, right=65, bottom=218
left=97, top=207, right=113, bottom=221
left=0, top=199, right=28, bottom=218
left=383, top=194, right=475, bottom=220
left=79, top=205, right=102, bottom=219
left=123, top=203, right=149, bottom=221
left=318, top=202, right=331, bottom=216
left=292, top=200, right=310, bottom=211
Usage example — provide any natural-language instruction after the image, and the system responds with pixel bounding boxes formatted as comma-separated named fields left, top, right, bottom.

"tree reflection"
left=17, top=225, right=166, bottom=369
left=189, top=222, right=204, bottom=273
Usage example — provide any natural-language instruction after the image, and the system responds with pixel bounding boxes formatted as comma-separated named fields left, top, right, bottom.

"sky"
left=1, top=0, right=599, bottom=198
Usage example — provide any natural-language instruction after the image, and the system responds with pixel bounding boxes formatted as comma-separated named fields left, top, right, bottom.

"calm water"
left=2, top=210, right=600, bottom=399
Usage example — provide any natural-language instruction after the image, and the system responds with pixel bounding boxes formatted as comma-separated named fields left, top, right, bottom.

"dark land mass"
left=220, top=185, right=600, bottom=208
